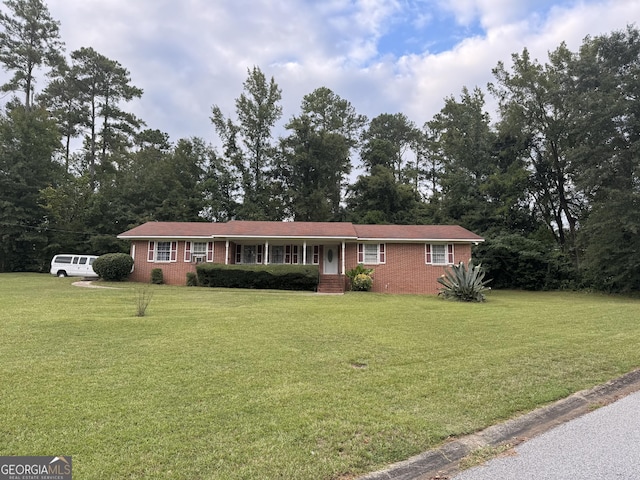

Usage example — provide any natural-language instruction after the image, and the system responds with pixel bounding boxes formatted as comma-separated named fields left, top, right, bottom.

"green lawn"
left=1, top=274, right=640, bottom=479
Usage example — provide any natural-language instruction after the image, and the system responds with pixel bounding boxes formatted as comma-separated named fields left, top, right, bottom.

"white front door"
left=323, top=245, right=339, bottom=275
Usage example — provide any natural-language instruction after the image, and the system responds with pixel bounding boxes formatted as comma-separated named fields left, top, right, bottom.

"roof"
left=219, top=221, right=358, bottom=239
left=117, top=221, right=484, bottom=243
left=353, top=224, right=484, bottom=242
left=116, top=222, right=223, bottom=239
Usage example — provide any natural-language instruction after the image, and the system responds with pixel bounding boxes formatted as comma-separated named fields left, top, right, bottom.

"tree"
left=279, top=87, right=367, bottom=221
left=70, top=47, right=143, bottom=187
left=570, top=27, right=640, bottom=291
left=0, top=0, right=64, bottom=110
left=426, top=87, right=501, bottom=232
left=0, top=105, right=63, bottom=271
left=490, top=47, right=581, bottom=256
left=211, top=66, right=282, bottom=220
left=579, top=191, right=640, bottom=292
left=39, top=60, right=88, bottom=171
left=361, top=113, right=419, bottom=183
left=40, top=174, right=94, bottom=256
left=346, top=165, right=420, bottom=224
left=117, top=131, right=208, bottom=224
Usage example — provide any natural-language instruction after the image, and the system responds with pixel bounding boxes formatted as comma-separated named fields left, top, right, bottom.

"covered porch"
left=219, top=238, right=348, bottom=293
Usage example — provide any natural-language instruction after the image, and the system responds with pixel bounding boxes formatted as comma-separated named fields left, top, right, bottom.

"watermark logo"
left=0, top=456, right=72, bottom=480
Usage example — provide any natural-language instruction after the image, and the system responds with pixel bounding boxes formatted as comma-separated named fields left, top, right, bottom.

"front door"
left=323, top=245, right=339, bottom=275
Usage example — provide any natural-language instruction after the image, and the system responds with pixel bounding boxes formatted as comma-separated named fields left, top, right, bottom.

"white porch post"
left=225, top=240, right=229, bottom=265
left=341, top=241, right=345, bottom=274
left=264, top=241, right=269, bottom=264
left=303, top=241, right=307, bottom=265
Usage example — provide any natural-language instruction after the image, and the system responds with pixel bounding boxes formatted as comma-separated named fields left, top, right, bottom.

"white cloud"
left=2, top=0, right=638, bottom=150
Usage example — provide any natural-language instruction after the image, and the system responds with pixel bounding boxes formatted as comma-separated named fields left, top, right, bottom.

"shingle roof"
left=118, top=221, right=484, bottom=242
left=117, top=222, right=222, bottom=238
left=221, top=221, right=358, bottom=238
left=353, top=224, right=484, bottom=241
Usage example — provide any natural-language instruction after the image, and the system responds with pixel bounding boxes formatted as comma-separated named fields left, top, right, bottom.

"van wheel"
left=57, top=271, right=67, bottom=277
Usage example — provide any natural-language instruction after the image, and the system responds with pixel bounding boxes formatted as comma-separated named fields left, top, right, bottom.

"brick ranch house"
left=117, top=221, right=484, bottom=294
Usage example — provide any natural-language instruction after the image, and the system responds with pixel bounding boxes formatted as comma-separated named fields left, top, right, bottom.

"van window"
left=79, top=257, right=87, bottom=264
left=89, top=258, right=96, bottom=265
left=56, top=256, right=72, bottom=264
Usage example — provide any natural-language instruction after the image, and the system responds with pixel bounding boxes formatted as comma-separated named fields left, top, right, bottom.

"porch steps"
left=317, top=275, right=346, bottom=294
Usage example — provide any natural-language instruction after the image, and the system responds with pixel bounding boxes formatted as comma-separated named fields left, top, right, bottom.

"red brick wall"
left=344, top=242, right=473, bottom=295
left=128, top=240, right=474, bottom=293
left=129, top=240, right=200, bottom=285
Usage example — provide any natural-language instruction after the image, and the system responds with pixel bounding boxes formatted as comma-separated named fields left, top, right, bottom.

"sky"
left=10, top=0, right=640, bottom=148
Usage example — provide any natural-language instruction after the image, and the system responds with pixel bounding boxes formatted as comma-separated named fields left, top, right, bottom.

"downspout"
left=341, top=241, right=345, bottom=275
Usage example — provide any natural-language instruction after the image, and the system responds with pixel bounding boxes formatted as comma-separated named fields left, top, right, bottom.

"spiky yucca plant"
left=437, top=261, right=491, bottom=302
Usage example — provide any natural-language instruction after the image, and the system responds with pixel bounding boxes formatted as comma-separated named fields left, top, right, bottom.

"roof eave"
left=357, top=237, right=485, bottom=243
left=117, top=235, right=214, bottom=240
left=217, top=235, right=359, bottom=241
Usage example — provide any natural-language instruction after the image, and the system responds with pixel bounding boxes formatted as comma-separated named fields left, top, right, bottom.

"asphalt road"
left=452, top=389, right=640, bottom=480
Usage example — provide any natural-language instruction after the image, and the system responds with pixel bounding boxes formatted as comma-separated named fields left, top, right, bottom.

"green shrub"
left=437, top=261, right=491, bottom=302
left=352, top=273, right=373, bottom=291
left=186, top=271, right=198, bottom=287
left=475, top=233, right=577, bottom=290
left=92, top=253, right=134, bottom=281
left=346, top=264, right=374, bottom=291
left=196, top=264, right=319, bottom=291
left=151, top=268, right=164, bottom=285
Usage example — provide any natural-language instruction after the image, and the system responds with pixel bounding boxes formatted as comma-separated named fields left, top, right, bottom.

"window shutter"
left=185, top=242, right=192, bottom=262
left=447, top=244, right=454, bottom=264
left=257, top=245, right=263, bottom=264
left=235, top=244, right=242, bottom=263
left=207, top=242, right=214, bottom=262
left=292, top=245, right=299, bottom=264
left=313, top=245, right=319, bottom=264
left=425, top=244, right=431, bottom=264
left=170, top=242, right=178, bottom=262
left=358, top=243, right=364, bottom=263
left=148, top=241, right=155, bottom=262
left=379, top=244, right=385, bottom=264
left=285, top=245, right=291, bottom=264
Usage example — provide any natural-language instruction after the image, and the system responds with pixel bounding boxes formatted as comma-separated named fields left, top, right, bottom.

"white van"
left=50, top=254, right=99, bottom=278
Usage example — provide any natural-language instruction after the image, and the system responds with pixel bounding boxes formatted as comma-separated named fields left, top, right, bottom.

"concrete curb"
left=358, top=369, right=640, bottom=480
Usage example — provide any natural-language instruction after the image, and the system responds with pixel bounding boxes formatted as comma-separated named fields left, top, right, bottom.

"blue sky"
left=4, top=0, right=640, bottom=150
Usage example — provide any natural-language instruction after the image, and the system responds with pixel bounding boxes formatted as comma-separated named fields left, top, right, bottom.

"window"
left=148, top=241, right=177, bottom=262
left=425, top=244, right=454, bottom=265
left=185, top=241, right=212, bottom=262
left=270, top=245, right=284, bottom=264
left=305, top=245, right=319, bottom=265
left=156, top=242, right=171, bottom=261
left=235, top=245, right=263, bottom=264
left=357, top=243, right=386, bottom=264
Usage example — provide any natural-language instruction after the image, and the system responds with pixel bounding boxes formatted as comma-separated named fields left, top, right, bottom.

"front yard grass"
left=1, top=273, right=640, bottom=479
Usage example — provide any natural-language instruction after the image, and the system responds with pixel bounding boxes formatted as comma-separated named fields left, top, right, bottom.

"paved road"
left=453, top=389, right=640, bottom=480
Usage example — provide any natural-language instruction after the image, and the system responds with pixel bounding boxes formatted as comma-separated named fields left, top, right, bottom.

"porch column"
left=225, top=240, right=229, bottom=265
left=264, top=241, right=269, bottom=264
left=341, top=241, right=345, bottom=274
left=303, top=241, right=307, bottom=265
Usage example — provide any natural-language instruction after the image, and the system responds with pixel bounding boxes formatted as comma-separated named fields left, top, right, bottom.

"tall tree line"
left=0, top=0, right=638, bottom=292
